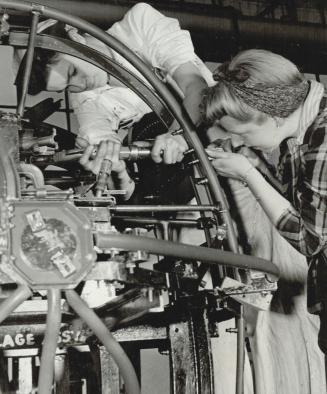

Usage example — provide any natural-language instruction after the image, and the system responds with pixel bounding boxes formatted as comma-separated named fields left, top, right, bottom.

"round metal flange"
left=10, top=200, right=96, bottom=289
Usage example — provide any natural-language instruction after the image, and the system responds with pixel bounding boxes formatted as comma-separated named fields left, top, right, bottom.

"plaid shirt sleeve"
left=276, top=124, right=327, bottom=256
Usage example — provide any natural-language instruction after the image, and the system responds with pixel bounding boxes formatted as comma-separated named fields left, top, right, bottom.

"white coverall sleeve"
left=109, top=3, right=197, bottom=76
left=72, top=93, right=122, bottom=146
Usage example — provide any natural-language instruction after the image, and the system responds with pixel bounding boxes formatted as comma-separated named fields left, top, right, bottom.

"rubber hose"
left=0, top=285, right=32, bottom=324
left=65, top=290, right=140, bottom=394
left=96, top=232, right=279, bottom=277
left=38, top=289, right=62, bottom=394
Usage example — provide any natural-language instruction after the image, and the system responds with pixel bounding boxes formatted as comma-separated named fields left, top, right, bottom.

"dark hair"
left=15, top=21, right=69, bottom=96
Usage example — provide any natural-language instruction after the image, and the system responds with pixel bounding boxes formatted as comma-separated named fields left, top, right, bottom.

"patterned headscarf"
left=212, top=62, right=309, bottom=118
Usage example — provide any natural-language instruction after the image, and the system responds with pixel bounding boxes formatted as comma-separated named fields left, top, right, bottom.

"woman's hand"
left=206, top=148, right=253, bottom=180
left=79, top=140, right=126, bottom=175
left=151, top=131, right=188, bottom=164
left=208, top=139, right=262, bottom=168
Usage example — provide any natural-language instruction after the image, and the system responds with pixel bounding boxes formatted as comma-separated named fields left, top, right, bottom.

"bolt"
left=226, top=328, right=238, bottom=334
left=187, top=159, right=200, bottom=166
left=148, top=288, right=153, bottom=303
left=171, top=128, right=183, bottom=136
left=184, top=148, right=195, bottom=155
left=195, top=177, right=208, bottom=185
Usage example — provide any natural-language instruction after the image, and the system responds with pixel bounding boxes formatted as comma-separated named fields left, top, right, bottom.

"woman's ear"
left=273, top=117, right=285, bottom=129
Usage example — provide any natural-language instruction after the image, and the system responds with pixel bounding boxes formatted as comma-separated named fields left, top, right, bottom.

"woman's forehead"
left=219, top=115, right=253, bottom=134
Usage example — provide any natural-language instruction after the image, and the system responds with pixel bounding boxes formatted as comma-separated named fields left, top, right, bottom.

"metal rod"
left=64, top=89, right=71, bottom=133
left=95, top=233, right=279, bottom=276
left=0, top=285, right=32, bottom=324
left=65, top=290, right=140, bottom=394
left=236, top=305, right=245, bottom=394
left=38, top=289, right=62, bottom=394
left=16, top=11, right=40, bottom=117
left=110, top=205, right=217, bottom=213
left=112, top=216, right=198, bottom=227
left=0, top=104, right=72, bottom=113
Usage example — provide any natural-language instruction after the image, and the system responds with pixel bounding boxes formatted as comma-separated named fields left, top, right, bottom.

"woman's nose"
left=230, top=134, right=244, bottom=149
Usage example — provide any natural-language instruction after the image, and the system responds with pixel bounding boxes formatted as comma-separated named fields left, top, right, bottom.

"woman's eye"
left=218, top=124, right=229, bottom=133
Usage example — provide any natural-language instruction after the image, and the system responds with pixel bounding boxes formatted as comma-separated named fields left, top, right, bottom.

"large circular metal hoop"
left=0, top=0, right=240, bottom=252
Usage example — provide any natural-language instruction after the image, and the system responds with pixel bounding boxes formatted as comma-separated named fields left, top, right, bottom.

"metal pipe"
left=38, top=289, right=62, bottom=394
left=8, top=0, right=327, bottom=47
left=110, top=204, right=217, bottom=213
left=95, top=232, right=279, bottom=276
left=65, top=290, right=140, bottom=394
left=19, top=163, right=45, bottom=189
left=53, top=144, right=152, bottom=163
left=16, top=10, right=39, bottom=117
left=0, top=285, right=32, bottom=324
left=0, top=132, right=20, bottom=199
left=7, top=0, right=327, bottom=71
left=64, top=89, right=71, bottom=133
left=112, top=216, right=198, bottom=227
left=236, top=304, right=245, bottom=394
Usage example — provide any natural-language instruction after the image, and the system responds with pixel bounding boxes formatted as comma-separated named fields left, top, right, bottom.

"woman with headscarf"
left=204, top=48, right=327, bottom=393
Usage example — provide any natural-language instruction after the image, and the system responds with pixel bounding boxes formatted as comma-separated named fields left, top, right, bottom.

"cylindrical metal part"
left=236, top=305, right=245, bottom=394
left=53, top=145, right=152, bottom=163
left=109, top=204, right=216, bottom=213
left=16, top=11, right=39, bottom=117
left=95, top=158, right=113, bottom=197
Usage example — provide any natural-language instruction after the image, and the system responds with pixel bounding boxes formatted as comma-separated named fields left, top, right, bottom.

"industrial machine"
left=0, top=1, right=279, bottom=392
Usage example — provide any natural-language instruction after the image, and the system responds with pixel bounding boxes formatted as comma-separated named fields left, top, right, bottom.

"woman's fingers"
left=108, top=142, right=126, bottom=173
left=151, top=133, right=188, bottom=164
left=105, top=140, right=114, bottom=160
left=79, top=140, right=126, bottom=175
left=91, top=141, right=108, bottom=174
left=112, top=141, right=121, bottom=162
left=79, top=141, right=107, bottom=174
left=205, top=149, right=230, bottom=158
left=79, top=144, right=95, bottom=169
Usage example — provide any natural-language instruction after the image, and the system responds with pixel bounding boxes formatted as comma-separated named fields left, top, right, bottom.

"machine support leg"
left=99, top=346, right=121, bottom=394
left=236, top=305, right=245, bottom=394
left=169, top=306, right=214, bottom=394
left=18, top=357, right=33, bottom=394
